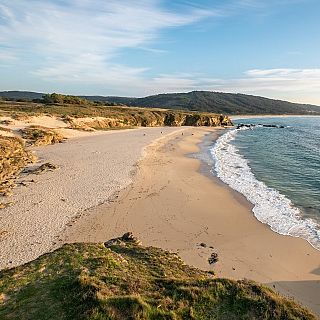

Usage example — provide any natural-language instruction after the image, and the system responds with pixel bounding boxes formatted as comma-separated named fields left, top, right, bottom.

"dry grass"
left=0, top=136, right=36, bottom=199
left=0, top=101, right=233, bottom=131
left=0, top=126, right=12, bottom=133
left=20, top=125, right=65, bottom=146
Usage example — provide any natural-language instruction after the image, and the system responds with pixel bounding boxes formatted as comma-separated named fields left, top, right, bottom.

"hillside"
left=1, top=90, right=320, bottom=115
left=0, top=233, right=316, bottom=320
left=101, top=91, right=320, bottom=115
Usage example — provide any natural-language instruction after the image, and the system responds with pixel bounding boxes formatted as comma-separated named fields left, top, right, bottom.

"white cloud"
left=0, top=0, right=212, bottom=81
left=1, top=0, right=319, bottom=105
left=201, top=69, right=320, bottom=104
left=112, top=68, right=320, bottom=103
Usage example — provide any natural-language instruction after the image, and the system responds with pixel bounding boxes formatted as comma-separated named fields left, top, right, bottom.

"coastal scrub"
left=0, top=235, right=315, bottom=320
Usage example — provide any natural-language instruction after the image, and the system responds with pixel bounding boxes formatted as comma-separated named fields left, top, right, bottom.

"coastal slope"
left=0, top=235, right=316, bottom=320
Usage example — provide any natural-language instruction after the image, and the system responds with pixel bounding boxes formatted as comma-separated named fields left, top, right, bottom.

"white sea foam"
left=211, top=128, right=320, bottom=250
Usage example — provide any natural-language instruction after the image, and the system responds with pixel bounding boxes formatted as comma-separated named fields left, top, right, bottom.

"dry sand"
left=0, top=126, right=183, bottom=269
left=63, top=127, right=320, bottom=315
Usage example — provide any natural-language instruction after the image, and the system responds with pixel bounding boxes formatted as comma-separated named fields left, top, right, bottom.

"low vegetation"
left=0, top=136, right=35, bottom=202
left=0, top=234, right=315, bottom=320
left=0, top=99, right=232, bottom=129
left=20, top=126, right=65, bottom=146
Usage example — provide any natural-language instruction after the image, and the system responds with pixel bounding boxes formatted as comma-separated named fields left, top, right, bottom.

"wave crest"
left=211, top=128, right=320, bottom=250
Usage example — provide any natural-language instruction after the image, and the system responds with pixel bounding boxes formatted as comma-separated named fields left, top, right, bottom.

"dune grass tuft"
left=0, top=136, right=36, bottom=199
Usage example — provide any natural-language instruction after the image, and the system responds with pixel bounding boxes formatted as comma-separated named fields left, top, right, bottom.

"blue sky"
left=0, top=0, right=320, bottom=104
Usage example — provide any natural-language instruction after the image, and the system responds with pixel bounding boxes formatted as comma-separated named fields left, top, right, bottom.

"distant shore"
left=231, top=114, right=320, bottom=120
left=63, top=126, right=320, bottom=315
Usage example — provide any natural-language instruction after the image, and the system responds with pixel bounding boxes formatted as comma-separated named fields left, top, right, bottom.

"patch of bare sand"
left=0, top=127, right=183, bottom=269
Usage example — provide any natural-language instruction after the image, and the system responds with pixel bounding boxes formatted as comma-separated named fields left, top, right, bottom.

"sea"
left=211, top=116, right=320, bottom=250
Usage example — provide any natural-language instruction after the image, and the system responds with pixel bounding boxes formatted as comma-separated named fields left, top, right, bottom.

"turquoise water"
left=212, top=116, right=320, bottom=249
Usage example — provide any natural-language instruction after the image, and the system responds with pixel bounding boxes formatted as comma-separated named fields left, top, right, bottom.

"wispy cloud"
left=1, top=0, right=319, bottom=104
left=0, top=0, right=212, bottom=80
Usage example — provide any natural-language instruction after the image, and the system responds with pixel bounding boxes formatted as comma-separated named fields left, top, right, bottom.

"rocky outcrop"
left=65, top=111, right=233, bottom=131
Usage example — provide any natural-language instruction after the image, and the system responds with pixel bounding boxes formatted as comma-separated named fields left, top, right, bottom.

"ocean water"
left=211, top=116, right=320, bottom=249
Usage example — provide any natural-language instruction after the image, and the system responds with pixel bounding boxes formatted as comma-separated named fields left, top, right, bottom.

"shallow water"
left=211, top=116, right=320, bottom=249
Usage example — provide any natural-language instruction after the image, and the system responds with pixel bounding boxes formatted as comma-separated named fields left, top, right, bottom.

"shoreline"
left=63, top=127, right=320, bottom=315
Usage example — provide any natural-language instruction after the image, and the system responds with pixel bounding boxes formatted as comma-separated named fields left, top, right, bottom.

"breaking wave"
left=211, top=128, right=320, bottom=250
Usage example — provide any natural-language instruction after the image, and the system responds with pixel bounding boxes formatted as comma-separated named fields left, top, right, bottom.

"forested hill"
left=100, top=91, right=320, bottom=115
left=1, top=90, right=319, bottom=115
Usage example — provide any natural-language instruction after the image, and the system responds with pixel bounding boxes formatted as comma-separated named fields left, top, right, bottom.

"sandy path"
left=0, top=127, right=183, bottom=269
left=64, top=127, right=320, bottom=315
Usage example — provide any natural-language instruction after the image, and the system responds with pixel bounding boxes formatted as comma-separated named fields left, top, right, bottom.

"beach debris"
left=18, top=179, right=35, bottom=187
left=104, top=232, right=142, bottom=247
left=208, top=252, right=219, bottom=265
left=0, top=230, right=9, bottom=240
left=0, top=119, right=13, bottom=125
left=24, top=162, right=58, bottom=175
left=0, top=202, right=14, bottom=210
left=199, top=242, right=207, bottom=248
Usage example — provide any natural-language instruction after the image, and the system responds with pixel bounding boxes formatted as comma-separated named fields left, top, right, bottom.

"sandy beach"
left=63, top=127, right=320, bottom=315
left=0, top=127, right=183, bottom=269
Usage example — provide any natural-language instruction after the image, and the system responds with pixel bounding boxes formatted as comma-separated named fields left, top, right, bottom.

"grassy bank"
left=0, top=101, right=232, bottom=129
left=0, top=234, right=315, bottom=320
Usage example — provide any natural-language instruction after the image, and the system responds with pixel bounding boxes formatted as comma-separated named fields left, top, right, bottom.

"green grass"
left=0, top=240, right=315, bottom=320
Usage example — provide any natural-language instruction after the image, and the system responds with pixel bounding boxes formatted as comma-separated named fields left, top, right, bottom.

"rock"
left=25, top=162, right=58, bottom=175
left=208, top=252, right=219, bottom=265
left=104, top=238, right=125, bottom=247
left=104, top=232, right=142, bottom=248
left=121, top=232, right=142, bottom=245
left=199, top=242, right=207, bottom=248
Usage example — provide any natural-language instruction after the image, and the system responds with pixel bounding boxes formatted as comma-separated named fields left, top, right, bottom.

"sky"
left=0, top=0, right=320, bottom=104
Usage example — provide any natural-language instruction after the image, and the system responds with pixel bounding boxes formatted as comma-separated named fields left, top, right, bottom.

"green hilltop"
left=0, top=234, right=316, bottom=320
